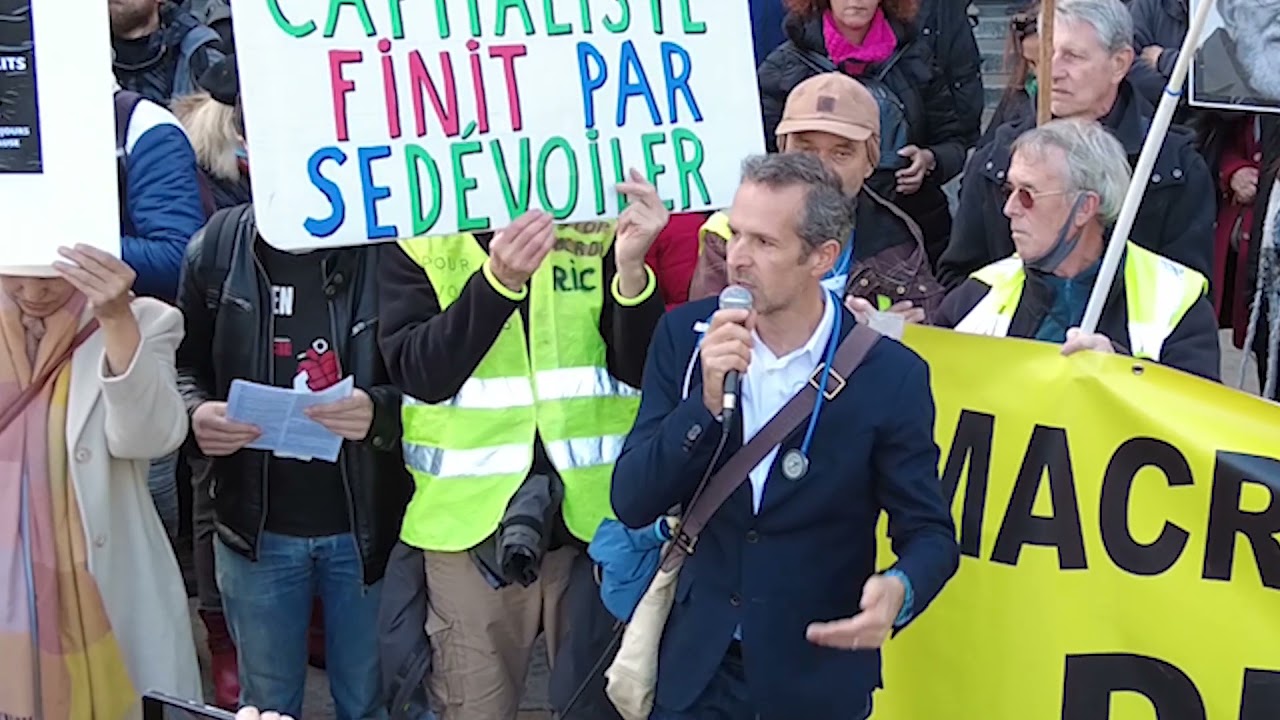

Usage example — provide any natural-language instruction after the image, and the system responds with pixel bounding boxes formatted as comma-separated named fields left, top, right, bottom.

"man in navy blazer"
left=611, top=152, right=960, bottom=720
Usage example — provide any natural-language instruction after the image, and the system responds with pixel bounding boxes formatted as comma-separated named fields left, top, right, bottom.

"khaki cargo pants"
left=423, top=547, right=576, bottom=720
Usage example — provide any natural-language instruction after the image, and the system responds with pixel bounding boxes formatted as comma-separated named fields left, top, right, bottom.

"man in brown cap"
left=689, top=73, right=943, bottom=322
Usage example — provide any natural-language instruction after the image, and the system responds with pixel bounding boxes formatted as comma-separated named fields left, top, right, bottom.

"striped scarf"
left=0, top=290, right=137, bottom=720
left=1240, top=178, right=1280, bottom=396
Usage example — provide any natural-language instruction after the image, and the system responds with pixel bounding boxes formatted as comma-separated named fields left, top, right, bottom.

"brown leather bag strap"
left=0, top=319, right=100, bottom=436
left=663, top=323, right=881, bottom=571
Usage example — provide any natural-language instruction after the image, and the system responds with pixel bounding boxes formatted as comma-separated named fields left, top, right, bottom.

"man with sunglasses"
left=933, top=119, right=1220, bottom=380
left=938, top=0, right=1213, bottom=292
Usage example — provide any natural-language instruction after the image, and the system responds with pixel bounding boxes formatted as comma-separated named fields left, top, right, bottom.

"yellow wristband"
left=483, top=260, right=528, bottom=302
left=612, top=264, right=657, bottom=307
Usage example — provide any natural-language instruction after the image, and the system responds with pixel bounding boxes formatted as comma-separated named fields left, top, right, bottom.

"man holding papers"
left=175, top=204, right=412, bottom=720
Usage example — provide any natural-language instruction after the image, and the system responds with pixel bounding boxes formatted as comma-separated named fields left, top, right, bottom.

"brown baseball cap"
left=775, top=73, right=880, bottom=145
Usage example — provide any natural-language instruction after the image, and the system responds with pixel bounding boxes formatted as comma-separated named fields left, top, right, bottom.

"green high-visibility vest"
left=397, top=222, right=640, bottom=552
left=954, top=242, right=1207, bottom=361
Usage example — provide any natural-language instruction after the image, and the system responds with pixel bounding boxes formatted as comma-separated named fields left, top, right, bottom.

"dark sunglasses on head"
left=1002, top=183, right=1073, bottom=209
left=1010, top=14, right=1038, bottom=39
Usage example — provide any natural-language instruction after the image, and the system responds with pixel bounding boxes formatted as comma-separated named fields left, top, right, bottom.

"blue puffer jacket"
left=120, top=98, right=207, bottom=302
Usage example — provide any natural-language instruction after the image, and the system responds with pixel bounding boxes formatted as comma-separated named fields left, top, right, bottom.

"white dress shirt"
left=739, top=292, right=836, bottom=513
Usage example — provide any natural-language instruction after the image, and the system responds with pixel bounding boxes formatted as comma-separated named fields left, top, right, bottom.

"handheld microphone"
left=717, top=285, right=753, bottom=421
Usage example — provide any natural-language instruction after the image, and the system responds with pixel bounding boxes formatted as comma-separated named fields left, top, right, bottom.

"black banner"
left=0, top=0, right=41, bottom=173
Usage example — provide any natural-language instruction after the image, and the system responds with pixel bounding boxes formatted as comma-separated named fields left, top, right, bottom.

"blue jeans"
left=147, top=451, right=179, bottom=538
left=649, top=648, right=872, bottom=720
left=215, top=531, right=386, bottom=720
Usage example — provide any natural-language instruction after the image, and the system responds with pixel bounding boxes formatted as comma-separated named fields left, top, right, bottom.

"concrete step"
left=981, top=47, right=1009, bottom=74
left=970, top=0, right=1028, bottom=116
left=972, top=0, right=1026, bottom=40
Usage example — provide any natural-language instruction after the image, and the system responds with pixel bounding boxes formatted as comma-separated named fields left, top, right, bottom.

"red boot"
left=199, top=609, right=240, bottom=710
left=308, top=598, right=326, bottom=670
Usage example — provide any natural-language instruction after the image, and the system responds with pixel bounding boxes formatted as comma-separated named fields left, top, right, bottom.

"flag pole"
left=1077, top=0, right=1215, bottom=334
left=1036, top=0, right=1055, bottom=126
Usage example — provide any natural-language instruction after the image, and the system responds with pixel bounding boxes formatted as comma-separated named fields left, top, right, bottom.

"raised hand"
left=489, top=210, right=556, bottom=292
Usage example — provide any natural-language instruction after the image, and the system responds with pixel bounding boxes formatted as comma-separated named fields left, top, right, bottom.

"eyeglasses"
left=1002, top=183, right=1073, bottom=210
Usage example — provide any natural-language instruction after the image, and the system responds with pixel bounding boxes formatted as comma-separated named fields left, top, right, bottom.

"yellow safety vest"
left=397, top=222, right=640, bottom=552
left=953, top=242, right=1207, bottom=361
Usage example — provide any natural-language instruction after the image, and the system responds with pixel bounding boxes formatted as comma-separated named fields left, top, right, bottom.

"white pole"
left=1078, top=0, right=1216, bottom=334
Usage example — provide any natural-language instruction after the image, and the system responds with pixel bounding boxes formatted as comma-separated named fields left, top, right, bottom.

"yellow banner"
left=873, top=327, right=1280, bottom=720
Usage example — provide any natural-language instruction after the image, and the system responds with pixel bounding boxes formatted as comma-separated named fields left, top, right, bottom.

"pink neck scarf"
left=823, top=8, right=897, bottom=72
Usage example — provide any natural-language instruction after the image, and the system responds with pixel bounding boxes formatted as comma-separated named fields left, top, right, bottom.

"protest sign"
left=0, top=0, right=42, bottom=173
left=1189, top=0, right=1280, bottom=114
left=234, top=0, right=764, bottom=251
left=873, top=327, right=1280, bottom=720
left=0, top=0, right=118, bottom=264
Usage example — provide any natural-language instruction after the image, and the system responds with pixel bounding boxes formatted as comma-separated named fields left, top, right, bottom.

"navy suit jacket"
left=611, top=298, right=960, bottom=719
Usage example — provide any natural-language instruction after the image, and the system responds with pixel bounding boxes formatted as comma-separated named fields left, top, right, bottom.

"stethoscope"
left=682, top=291, right=843, bottom=482
left=829, top=240, right=854, bottom=279
left=821, top=233, right=855, bottom=294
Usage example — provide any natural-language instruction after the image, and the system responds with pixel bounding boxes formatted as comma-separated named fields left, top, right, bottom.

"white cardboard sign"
left=234, top=0, right=764, bottom=250
left=0, top=0, right=119, bottom=266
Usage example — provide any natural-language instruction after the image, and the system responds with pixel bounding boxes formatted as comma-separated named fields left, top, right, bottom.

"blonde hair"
left=171, top=91, right=242, bottom=181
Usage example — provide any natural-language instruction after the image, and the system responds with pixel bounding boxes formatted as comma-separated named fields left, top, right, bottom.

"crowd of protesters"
left=1, top=0, right=1276, bottom=718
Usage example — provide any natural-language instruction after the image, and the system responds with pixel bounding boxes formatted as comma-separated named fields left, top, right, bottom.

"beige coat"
left=67, top=298, right=201, bottom=710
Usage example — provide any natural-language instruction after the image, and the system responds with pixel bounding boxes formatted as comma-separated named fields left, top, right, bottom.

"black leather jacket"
left=175, top=206, right=412, bottom=584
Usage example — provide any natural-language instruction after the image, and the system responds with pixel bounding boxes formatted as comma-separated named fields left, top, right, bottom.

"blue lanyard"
left=799, top=293, right=843, bottom=460
left=827, top=237, right=854, bottom=280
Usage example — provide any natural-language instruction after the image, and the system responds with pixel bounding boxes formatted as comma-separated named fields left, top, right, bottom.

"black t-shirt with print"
left=259, top=243, right=351, bottom=538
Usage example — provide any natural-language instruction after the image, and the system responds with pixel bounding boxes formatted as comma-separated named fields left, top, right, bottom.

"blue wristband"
left=884, top=569, right=914, bottom=628
left=655, top=517, right=673, bottom=541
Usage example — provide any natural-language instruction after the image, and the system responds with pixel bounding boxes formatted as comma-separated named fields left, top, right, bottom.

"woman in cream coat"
left=0, top=246, right=200, bottom=719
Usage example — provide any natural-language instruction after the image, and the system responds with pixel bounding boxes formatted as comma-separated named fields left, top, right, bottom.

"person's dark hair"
left=1002, top=1, right=1039, bottom=109
left=784, top=0, right=920, bottom=24
left=739, top=153, right=854, bottom=252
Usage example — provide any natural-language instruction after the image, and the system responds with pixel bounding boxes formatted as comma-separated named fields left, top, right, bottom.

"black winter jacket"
left=1130, top=0, right=1187, bottom=83
left=112, top=2, right=223, bottom=106
left=175, top=207, right=413, bottom=584
left=933, top=255, right=1221, bottom=381
left=1130, top=0, right=1220, bottom=130
left=916, top=0, right=984, bottom=143
left=757, top=13, right=973, bottom=184
left=938, top=81, right=1216, bottom=289
left=203, top=168, right=251, bottom=212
